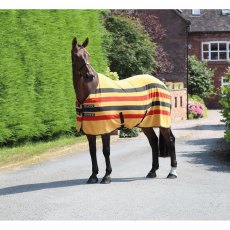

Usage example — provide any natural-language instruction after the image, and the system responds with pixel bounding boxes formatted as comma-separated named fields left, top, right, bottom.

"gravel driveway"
left=0, top=110, right=229, bottom=220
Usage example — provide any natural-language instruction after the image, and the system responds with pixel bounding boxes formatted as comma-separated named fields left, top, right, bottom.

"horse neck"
left=72, top=70, right=99, bottom=104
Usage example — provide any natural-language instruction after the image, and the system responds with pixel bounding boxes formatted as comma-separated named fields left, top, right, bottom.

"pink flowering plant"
left=188, top=102, right=204, bottom=119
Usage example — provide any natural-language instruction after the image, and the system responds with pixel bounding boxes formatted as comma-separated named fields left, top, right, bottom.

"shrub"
left=188, top=102, right=204, bottom=119
left=119, top=127, right=140, bottom=138
left=188, top=55, right=215, bottom=98
left=188, top=95, right=208, bottom=119
left=103, top=67, right=119, bottom=80
left=103, top=15, right=156, bottom=79
left=220, top=66, right=230, bottom=145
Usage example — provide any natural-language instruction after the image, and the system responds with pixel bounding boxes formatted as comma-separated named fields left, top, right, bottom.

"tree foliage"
left=188, top=55, right=214, bottom=97
left=131, top=10, right=173, bottom=74
left=103, top=15, right=156, bottom=79
left=220, top=66, right=230, bottom=145
left=109, top=10, right=173, bottom=74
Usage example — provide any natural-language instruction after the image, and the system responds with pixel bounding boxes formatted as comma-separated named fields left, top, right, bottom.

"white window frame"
left=192, top=9, right=201, bottom=16
left=221, top=9, right=230, bottom=16
left=201, top=41, right=230, bottom=61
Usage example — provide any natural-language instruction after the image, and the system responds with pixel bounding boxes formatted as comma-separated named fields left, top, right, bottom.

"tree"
left=109, top=10, right=174, bottom=75
left=103, top=15, right=156, bottom=79
left=188, top=55, right=214, bottom=97
left=131, top=10, right=173, bottom=74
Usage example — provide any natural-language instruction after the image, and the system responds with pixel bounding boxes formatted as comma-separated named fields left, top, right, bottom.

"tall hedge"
left=0, top=10, right=109, bottom=145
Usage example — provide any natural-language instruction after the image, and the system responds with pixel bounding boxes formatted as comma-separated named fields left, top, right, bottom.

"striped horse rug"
left=76, top=73, right=171, bottom=135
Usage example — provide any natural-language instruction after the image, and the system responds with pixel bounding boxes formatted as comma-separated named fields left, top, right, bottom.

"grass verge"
left=0, top=135, right=88, bottom=169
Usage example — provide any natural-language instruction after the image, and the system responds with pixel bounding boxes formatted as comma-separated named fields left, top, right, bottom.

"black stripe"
left=82, top=101, right=171, bottom=113
left=95, top=83, right=168, bottom=94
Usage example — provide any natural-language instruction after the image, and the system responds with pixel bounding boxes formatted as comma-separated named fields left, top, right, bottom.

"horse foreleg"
left=160, top=128, right=177, bottom=179
left=101, top=133, right=112, bottom=184
left=87, top=134, right=99, bottom=184
left=142, top=127, right=159, bottom=178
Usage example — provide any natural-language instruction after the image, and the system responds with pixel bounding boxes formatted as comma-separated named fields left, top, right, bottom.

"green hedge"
left=0, top=10, right=109, bottom=145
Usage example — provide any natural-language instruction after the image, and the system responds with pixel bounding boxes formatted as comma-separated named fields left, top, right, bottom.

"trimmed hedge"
left=0, top=10, right=109, bottom=145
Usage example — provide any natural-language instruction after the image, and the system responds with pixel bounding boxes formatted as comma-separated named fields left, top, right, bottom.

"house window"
left=175, top=97, right=177, bottom=108
left=221, top=9, right=230, bottom=16
left=180, top=96, right=183, bottom=107
left=202, top=41, right=230, bottom=61
left=192, top=9, right=200, bottom=16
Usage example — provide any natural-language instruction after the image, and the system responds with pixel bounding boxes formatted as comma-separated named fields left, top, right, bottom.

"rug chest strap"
left=119, top=112, right=125, bottom=130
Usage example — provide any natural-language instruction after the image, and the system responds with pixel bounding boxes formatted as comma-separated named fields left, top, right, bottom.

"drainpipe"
left=186, top=20, right=191, bottom=120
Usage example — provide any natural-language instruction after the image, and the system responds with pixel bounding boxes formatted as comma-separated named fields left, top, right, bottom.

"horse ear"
left=82, top=37, right=89, bottom=48
left=72, top=37, right=77, bottom=48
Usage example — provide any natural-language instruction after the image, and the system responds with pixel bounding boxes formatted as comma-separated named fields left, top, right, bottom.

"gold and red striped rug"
left=76, top=73, right=171, bottom=135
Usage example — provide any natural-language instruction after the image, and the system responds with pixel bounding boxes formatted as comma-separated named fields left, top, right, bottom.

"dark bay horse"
left=71, top=37, right=177, bottom=184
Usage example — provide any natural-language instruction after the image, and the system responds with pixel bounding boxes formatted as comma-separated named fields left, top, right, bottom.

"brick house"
left=181, top=9, right=230, bottom=109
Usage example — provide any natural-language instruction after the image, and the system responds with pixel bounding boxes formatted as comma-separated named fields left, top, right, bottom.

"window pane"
left=219, top=43, right=227, bottom=50
left=203, top=44, right=209, bottom=51
left=219, top=52, right=227, bottom=60
left=211, top=52, right=218, bottom=60
left=192, top=9, right=200, bottom=15
left=211, top=43, right=218, bottom=51
left=222, top=9, right=230, bottom=15
left=203, top=52, right=209, bottom=60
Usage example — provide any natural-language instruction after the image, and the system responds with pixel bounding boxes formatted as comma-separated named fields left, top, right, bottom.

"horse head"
left=71, top=37, right=91, bottom=77
left=71, top=37, right=98, bottom=103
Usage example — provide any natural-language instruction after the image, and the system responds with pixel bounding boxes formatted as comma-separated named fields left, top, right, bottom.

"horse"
left=71, top=37, right=177, bottom=184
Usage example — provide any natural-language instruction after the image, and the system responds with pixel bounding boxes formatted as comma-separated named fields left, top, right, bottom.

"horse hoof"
left=101, top=176, right=111, bottom=184
left=87, top=176, right=98, bottom=184
left=167, top=173, right=177, bottom=179
left=146, top=171, right=157, bottom=178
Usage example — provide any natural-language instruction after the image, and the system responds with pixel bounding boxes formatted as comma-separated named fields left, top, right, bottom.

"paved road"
left=0, top=110, right=229, bottom=220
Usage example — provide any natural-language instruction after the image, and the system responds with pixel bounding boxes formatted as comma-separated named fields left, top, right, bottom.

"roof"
left=180, top=9, right=230, bottom=32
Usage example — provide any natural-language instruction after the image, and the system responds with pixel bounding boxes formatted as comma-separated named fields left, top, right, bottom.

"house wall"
left=170, top=89, right=187, bottom=121
left=188, top=32, right=230, bottom=109
left=149, top=10, right=189, bottom=87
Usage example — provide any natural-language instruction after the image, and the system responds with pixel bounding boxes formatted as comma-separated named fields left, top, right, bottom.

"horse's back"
left=99, top=74, right=166, bottom=91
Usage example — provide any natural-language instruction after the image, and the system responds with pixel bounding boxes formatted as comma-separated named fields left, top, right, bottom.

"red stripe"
left=84, top=92, right=170, bottom=104
left=148, top=110, right=170, bottom=116
left=77, top=110, right=169, bottom=121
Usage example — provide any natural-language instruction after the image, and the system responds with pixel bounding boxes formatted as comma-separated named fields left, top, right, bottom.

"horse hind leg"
left=142, top=127, right=159, bottom=178
left=159, top=128, right=177, bottom=179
